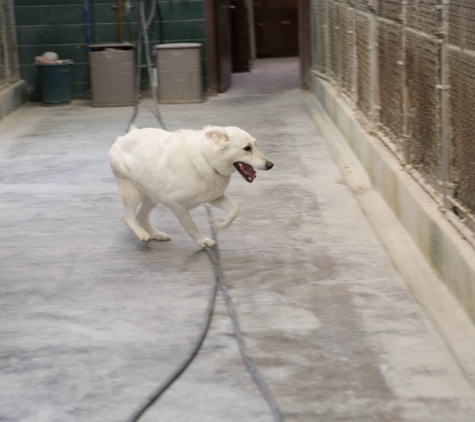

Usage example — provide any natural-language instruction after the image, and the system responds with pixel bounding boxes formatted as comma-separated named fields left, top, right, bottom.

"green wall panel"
left=16, top=25, right=86, bottom=46
left=14, top=0, right=83, bottom=6
left=14, top=5, right=84, bottom=26
left=14, top=0, right=208, bottom=100
left=161, top=2, right=205, bottom=21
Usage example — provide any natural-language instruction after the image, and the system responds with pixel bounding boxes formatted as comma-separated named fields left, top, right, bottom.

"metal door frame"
left=206, top=0, right=311, bottom=93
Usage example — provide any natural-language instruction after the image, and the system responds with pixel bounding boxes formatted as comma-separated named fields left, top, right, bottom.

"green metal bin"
left=36, top=60, right=73, bottom=106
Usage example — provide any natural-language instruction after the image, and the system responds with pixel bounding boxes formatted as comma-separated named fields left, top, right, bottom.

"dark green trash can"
left=36, top=60, right=73, bottom=105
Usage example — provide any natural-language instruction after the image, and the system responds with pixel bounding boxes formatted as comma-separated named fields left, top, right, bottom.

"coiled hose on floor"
left=125, top=207, right=282, bottom=422
left=122, top=2, right=282, bottom=419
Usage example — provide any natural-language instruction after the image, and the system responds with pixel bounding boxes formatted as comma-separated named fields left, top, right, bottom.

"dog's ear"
left=205, top=128, right=229, bottom=144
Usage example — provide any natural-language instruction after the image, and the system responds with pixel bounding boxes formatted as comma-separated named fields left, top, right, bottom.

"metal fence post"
left=369, top=0, right=380, bottom=125
left=351, top=6, right=358, bottom=104
left=439, top=0, right=451, bottom=211
left=324, top=0, right=331, bottom=75
left=401, top=0, right=410, bottom=164
left=310, top=0, right=315, bottom=68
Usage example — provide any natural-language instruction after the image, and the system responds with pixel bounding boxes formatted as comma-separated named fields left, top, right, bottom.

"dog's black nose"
left=266, top=161, right=274, bottom=170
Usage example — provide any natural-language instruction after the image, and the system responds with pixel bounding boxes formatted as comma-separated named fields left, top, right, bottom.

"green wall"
left=14, top=0, right=207, bottom=100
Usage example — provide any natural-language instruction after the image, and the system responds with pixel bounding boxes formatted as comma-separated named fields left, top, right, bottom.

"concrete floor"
left=1, top=57, right=475, bottom=422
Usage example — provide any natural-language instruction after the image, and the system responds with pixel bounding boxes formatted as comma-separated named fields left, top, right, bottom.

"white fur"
left=109, top=126, right=273, bottom=247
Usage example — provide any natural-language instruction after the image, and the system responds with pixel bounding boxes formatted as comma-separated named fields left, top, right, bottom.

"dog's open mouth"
left=234, top=162, right=256, bottom=183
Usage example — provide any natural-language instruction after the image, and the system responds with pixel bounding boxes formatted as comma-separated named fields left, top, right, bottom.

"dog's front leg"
left=166, top=202, right=216, bottom=247
left=210, top=195, right=239, bottom=232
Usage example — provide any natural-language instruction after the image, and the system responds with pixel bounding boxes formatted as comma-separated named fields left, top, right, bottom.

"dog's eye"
left=243, top=145, right=252, bottom=152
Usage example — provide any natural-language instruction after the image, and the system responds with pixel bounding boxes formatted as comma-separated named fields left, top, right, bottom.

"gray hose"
left=204, top=207, right=283, bottom=422
left=123, top=7, right=281, bottom=416
left=125, top=0, right=166, bottom=133
left=146, top=0, right=156, bottom=28
left=124, top=254, right=218, bottom=422
left=124, top=207, right=283, bottom=422
left=125, top=22, right=142, bottom=134
left=138, top=0, right=166, bottom=130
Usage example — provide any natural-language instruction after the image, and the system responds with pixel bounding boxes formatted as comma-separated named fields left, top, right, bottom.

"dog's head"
left=204, top=126, right=274, bottom=182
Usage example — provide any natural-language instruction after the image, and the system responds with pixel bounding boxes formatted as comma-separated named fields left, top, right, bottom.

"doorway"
left=205, top=0, right=310, bottom=93
left=253, top=0, right=299, bottom=58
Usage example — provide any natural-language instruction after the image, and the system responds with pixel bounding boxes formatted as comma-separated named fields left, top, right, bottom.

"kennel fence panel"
left=377, top=0, right=402, bottom=23
left=449, top=1, right=475, bottom=51
left=355, top=10, right=372, bottom=119
left=0, top=0, right=20, bottom=87
left=329, top=0, right=342, bottom=83
left=0, top=0, right=20, bottom=88
left=448, top=46, right=475, bottom=232
left=0, top=0, right=8, bottom=88
left=338, top=3, right=355, bottom=98
left=405, top=28, right=443, bottom=195
left=311, top=0, right=475, bottom=243
left=377, top=18, right=404, bottom=149
left=311, top=0, right=328, bottom=73
left=406, top=0, right=441, bottom=36
left=353, top=0, right=369, bottom=12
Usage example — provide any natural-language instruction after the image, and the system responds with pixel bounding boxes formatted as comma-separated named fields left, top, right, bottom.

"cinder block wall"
left=14, top=0, right=207, bottom=100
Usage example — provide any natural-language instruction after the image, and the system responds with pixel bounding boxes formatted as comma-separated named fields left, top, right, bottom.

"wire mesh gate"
left=311, top=0, right=475, bottom=245
left=0, top=0, right=20, bottom=90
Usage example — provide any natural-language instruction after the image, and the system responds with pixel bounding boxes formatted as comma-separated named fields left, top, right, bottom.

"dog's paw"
left=138, top=232, right=152, bottom=242
left=133, top=229, right=152, bottom=242
left=197, top=237, right=217, bottom=248
left=152, top=232, right=171, bottom=241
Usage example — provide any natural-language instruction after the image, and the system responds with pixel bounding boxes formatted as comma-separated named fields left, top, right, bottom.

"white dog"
left=109, top=125, right=274, bottom=247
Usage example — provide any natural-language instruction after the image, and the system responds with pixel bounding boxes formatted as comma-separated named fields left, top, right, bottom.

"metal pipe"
left=401, top=0, right=409, bottom=163
left=324, top=0, right=330, bottom=75
left=83, top=0, right=92, bottom=46
left=440, top=0, right=451, bottom=211
left=369, top=4, right=380, bottom=124
left=117, top=0, right=124, bottom=43
left=351, top=7, right=358, bottom=104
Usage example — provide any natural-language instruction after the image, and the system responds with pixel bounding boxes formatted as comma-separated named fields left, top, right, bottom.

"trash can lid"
left=156, top=43, right=201, bottom=50
left=88, top=43, right=135, bottom=51
left=35, top=59, right=73, bottom=66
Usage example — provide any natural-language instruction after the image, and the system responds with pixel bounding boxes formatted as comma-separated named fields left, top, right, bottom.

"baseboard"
left=306, top=73, right=475, bottom=388
left=0, top=80, right=27, bottom=122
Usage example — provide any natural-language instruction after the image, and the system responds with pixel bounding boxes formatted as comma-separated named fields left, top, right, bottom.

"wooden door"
left=231, top=0, right=251, bottom=72
left=254, top=0, right=298, bottom=57
left=216, top=0, right=232, bottom=92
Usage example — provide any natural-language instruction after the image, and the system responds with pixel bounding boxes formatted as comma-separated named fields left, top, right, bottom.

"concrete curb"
left=309, top=76, right=475, bottom=325
left=303, top=89, right=475, bottom=390
left=0, top=80, right=27, bottom=122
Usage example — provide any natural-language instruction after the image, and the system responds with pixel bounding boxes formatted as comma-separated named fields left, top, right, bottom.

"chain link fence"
left=0, top=0, right=20, bottom=90
left=310, top=0, right=475, bottom=245
left=378, top=18, right=403, bottom=149
left=355, top=9, right=372, bottom=118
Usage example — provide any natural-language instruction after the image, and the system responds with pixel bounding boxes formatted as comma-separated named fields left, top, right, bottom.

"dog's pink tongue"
left=241, top=163, right=256, bottom=178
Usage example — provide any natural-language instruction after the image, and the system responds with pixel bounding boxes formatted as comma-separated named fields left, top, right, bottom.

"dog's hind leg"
left=165, top=201, right=216, bottom=247
left=117, top=177, right=152, bottom=242
left=137, top=197, right=171, bottom=241
left=209, top=195, right=239, bottom=232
